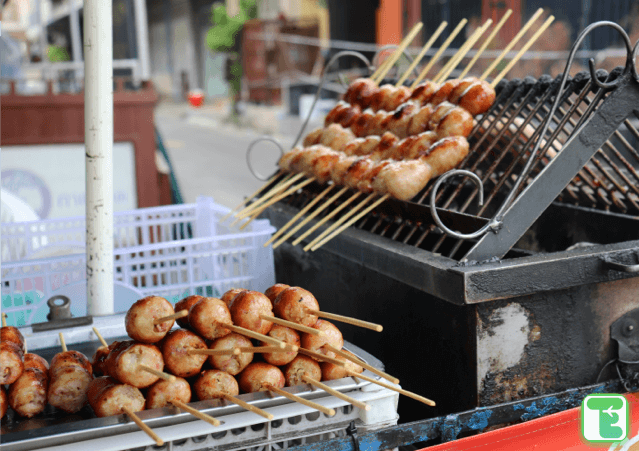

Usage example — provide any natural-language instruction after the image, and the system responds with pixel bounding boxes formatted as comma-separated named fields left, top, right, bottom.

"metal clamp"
left=246, top=136, right=285, bottom=181
left=603, top=254, right=639, bottom=273
left=346, top=420, right=360, bottom=451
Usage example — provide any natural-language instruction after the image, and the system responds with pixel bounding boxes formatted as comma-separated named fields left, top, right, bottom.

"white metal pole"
left=84, top=0, right=114, bottom=316
left=133, top=0, right=151, bottom=81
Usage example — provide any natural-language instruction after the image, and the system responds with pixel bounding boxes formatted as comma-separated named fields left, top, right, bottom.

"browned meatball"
left=174, top=295, right=203, bottom=328
left=1, top=326, right=26, bottom=353
left=88, top=376, right=145, bottom=417
left=146, top=377, right=191, bottom=409
left=125, top=296, right=175, bottom=344
left=48, top=351, right=93, bottom=413
left=208, top=333, right=253, bottom=375
left=238, top=363, right=285, bottom=393
left=300, top=320, right=343, bottom=359
left=0, top=386, right=7, bottom=419
left=104, top=341, right=164, bottom=388
left=161, top=329, right=207, bottom=378
left=273, top=287, right=319, bottom=328
left=229, top=291, right=274, bottom=335
left=263, top=284, right=290, bottom=304
left=320, top=350, right=364, bottom=381
left=188, top=297, right=233, bottom=340
left=194, top=370, right=239, bottom=400
left=8, top=367, right=48, bottom=418
left=24, top=353, right=49, bottom=373
left=221, top=288, right=247, bottom=308
left=261, top=325, right=299, bottom=366
left=0, top=341, right=24, bottom=385
left=283, top=355, right=321, bottom=387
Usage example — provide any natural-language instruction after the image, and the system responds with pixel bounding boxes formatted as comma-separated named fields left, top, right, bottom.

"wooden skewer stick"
left=264, top=185, right=335, bottom=247
left=346, top=371, right=435, bottom=407
left=459, top=9, right=513, bottom=79
left=480, top=7, right=544, bottom=81
left=221, top=172, right=282, bottom=221
left=302, top=375, right=371, bottom=411
left=310, top=195, right=390, bottom=252
left=326, top=345, right=399, bottom=384
left=2, top=313, right=7, bottom=327
left=272, top=186, right=349, bottom=249
left=266, top=384, right=336, bottom=416
left=291, top=191, right=362, bottom=246
left=304, top=308, right=383, bottom=333
left=187, top=348, right=241, bottom=356
left=373, top=22, right=424, bottom=85
left=490, top=16, right=555, bottom=88
left=171, top=400, right=221, bottom=427
left=395, top=21, right=448, bottom=87
left=434, top=19, right=493, bottom=84
left=122, top=406, right=164, bottom=446
left=139, top=364, right=176, bottom=382
left=237, top=346, right=287, bottom=353
left=238, top=177, right=317, bottom=231
left=304, top=194, right=375, bottom=252
left=298, top=348, right=346, bottom=367
left=233, top=173, right=303, bottom=221
left=59, top=332, right=67, bottom=353
left=92, top=327, right=109, bottom=348
left=221, top=324, right=288, bottom=349
left=236, top=176, right=316, bottom=220
left=154, top=310, right=188, bottom=325
left=224, top=394, right=274, bottom=420
left=411, top=18, right=468, bottom=88
left=260, top=314, right=324, bottom=337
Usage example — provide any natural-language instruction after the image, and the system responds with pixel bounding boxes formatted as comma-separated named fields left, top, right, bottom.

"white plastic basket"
left=1, top=197, right=276, bottom=327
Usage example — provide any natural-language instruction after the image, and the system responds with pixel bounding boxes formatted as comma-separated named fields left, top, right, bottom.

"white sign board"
left=1, top=142, right=138, bottom=219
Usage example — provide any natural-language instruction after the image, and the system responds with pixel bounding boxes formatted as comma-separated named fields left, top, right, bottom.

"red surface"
left=424, top=393, right=639, bottom=451
left=188, top=93, right=204, bottom=107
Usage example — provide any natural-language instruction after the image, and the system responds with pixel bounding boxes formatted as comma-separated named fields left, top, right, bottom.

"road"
left=155, top=106, right=295, bottom=210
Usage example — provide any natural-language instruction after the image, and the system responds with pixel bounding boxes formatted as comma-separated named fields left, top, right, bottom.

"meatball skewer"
left=1, top=314, right=25, bottom=385
left=146, top=377, right=221, bottom=426
left=125, top=296, right=177, bottom=344
left=48, top=333, right=93, bottom=413
left=345, top=370, right=436, bottom=407
left=326, top=344, right=399, bottom=384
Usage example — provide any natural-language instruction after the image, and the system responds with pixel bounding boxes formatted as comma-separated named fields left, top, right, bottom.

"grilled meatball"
left=92, top=346, right=111, bottom=377
left=283, top=355, right=321, bottom=387
left=221, top=288, right=247, bottom=308
left=189, top=297, right=233, bottom=340
left=273, top=287, right=320, bottom=328
left=146, top=377, right=191, bottom=409
left=238, top=363, right=285, bottom=393
left=229, top=291, right=274, bottom=335
left=104, top=340, right=164, bottom=388
left=194, top=369, right=239, bottom=400
left=1, top=326, right=26, bottom=353
left=208, top=333, right=253, bottom=375
left=174, top=295, right=204, bottom=329
left=320, top=350, right=364, bottom=381
left=88, top=376, right=145, bottom=417
left=125, top=296, right=175, bottom=344
left=0, top=341, right=24, bottom=385
left=0, top=386, right=7, bottom=419
left=161, top=329, right=208, bottom=378
left=8, top=367, right=48, bottom=418
left=261, top=325, right=299, bottom=366
left=48, top=350, right=93, bottom=413
left=300, top=320, right=343, bottom=359
left=24, top=353, right=49, bottom=373
left=263, top=284, right=290, bottom=304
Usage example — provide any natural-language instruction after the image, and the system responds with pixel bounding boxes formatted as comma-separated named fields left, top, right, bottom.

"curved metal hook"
left=371, top=45, right=420, bottom=81
left=632, top=37, right=639, bottom=82
left=291, top=50, right=372, bottom=150
left=584, top=22, right=633, bottom=89
left=246, top=136, right=284, bottom=181
left=429, top=170, right=502, bottom=240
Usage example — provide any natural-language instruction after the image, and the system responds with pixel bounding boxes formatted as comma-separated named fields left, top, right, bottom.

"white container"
left=0, top=196, right=276, bottom=327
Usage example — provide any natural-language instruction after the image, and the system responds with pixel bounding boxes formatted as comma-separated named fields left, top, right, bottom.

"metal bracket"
left=32, top=295, right=93, bottom=332
left=603, top=253, right=639, bottom=273
left=346, top=420, right=360, bottom=451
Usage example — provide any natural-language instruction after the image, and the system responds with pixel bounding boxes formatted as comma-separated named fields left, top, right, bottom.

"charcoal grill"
left=257, top=22, right=639, bottom=423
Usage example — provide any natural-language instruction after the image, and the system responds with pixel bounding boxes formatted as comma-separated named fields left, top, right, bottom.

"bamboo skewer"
left=326, top=345, right=399, bottom=384
left=221, top=172, right=282, bottom=221
left=187, top=348, right=241, bottom=356
left=171, top=400, right=221, bottom=427
left=411, top=18, right=468, bottom=88
left=139, top=365, right=176, bottom=382
left=480, top=8, right=544, bottom=80
left=59, top=333, right=67, bottom=353
left=272, top=186, right=349, bottom=249
left=122, top=406, right=164, bottom=446
left=302, top=375, right=371, bottom=411
left=92, top=327, right=109, bottom=348
left=459, top=9, right=513, bottom=79
left=373, top=23, right=424, bottom=85
left=291, top=192, right=362, bottom=246
left=264, top=185, right=335, bottom=247
left=259, top=314, right=324, bottom=337
left=266, top=384, right=336, bottom=416
left=346, top=371, right=435, bottom=407
left=237, top=346, right=285, bottom=353
left=2, top=313, right=7, bottom=327
left=223, top=394, right=274, bottom=420
left=236, top=176, right=316, bottom=220
left=310, top=195, right=390, bottom=252
left=221, top=324, right=289, bottom=349
left=304, top=308, right=383, bottom=332
left=154, top=310, right=188, bottom=325
left=395, top=21, right=449, bottom=87
left=490, top=16, right=555, bottom=88
left=233, top=173, right=303, bottom=221
left=298, top=348, right=346, bottom=367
